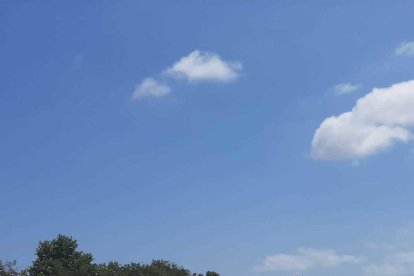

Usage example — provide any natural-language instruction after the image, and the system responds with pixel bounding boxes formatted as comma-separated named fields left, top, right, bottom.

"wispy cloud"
left=364, top=252, right=414, bottom=276
left=312, top=80, right=414, bottom=160
left=333, top=83, right=362, bottom=96
left=255, top=248, right=360, bottom=272
left=165, top=50, right=242, bottom=82
left=132, top=78, right=171, bottom=100
left=395, top=41, right=414, bottom=56
left=363, top=225, right=414, bottom=276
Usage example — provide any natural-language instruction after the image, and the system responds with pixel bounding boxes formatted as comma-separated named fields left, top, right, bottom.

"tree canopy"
left=1, top=235, right=219, bottom=276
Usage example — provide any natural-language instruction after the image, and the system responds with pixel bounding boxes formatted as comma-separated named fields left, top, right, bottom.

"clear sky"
left=2, top=1, right=414, bottom=275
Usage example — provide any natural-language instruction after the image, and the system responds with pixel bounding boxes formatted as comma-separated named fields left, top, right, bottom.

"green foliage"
left=143, top=260, right=190, bottom=276
left=2, top=234, right=219, bottom=276
left=29, top=234, right=94, bottom=276
left=0, top=260, right=18, bottom=276
left=93, top=260, right=191, bottom=276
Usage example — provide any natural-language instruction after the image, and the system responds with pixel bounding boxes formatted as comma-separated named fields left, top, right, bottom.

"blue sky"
left=2, top=1, right=414, bottom=275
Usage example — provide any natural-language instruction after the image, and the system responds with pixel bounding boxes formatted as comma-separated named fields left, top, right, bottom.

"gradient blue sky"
left=2, top=1, right=414, bottom=275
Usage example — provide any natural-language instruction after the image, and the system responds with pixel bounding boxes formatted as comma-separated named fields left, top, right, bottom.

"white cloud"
left=165, top=50, right=242, bottom=82
left=364, top=251, right=414, bottom=276
left=256, top=248, right=360, bottom=272
left=333, top=83, right=362, bottom=95
left=395, top=42, right=414, bottom=56
left=312, top=80, right=414, bottom=160
left=132, top=78, right=171, bottom=100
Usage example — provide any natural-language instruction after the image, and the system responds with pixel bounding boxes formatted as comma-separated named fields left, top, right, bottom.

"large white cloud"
left=256, top=248, right=360, bottom=272
left=312, top=80, right=414, bottom=160
left=165, top=50, right=242, bottom=82
left=132, top=78, right=171, bottom=100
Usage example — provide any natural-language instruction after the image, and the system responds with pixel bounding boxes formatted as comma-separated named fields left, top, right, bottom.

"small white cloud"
left=364, top=251, right=414, bottom=276
left=256, top=248, right=360, bottom=272
left=165, top=50, right=242, bottom=82
left=132, top=78, right=171, bottom=100
left=395, top=42, right=414, bottom=56
left=333, top=83, right=362, bottom=95
left=312, top=80, right=414, bottom=160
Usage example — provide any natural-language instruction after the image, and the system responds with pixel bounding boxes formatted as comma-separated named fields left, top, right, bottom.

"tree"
left=143, top=260, right=190, bottom=276
left=20, top=234, right=218, bottom=276
left=0, top=260, right=18, bottom=276
left=29, top=234, right=94, bottom=276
